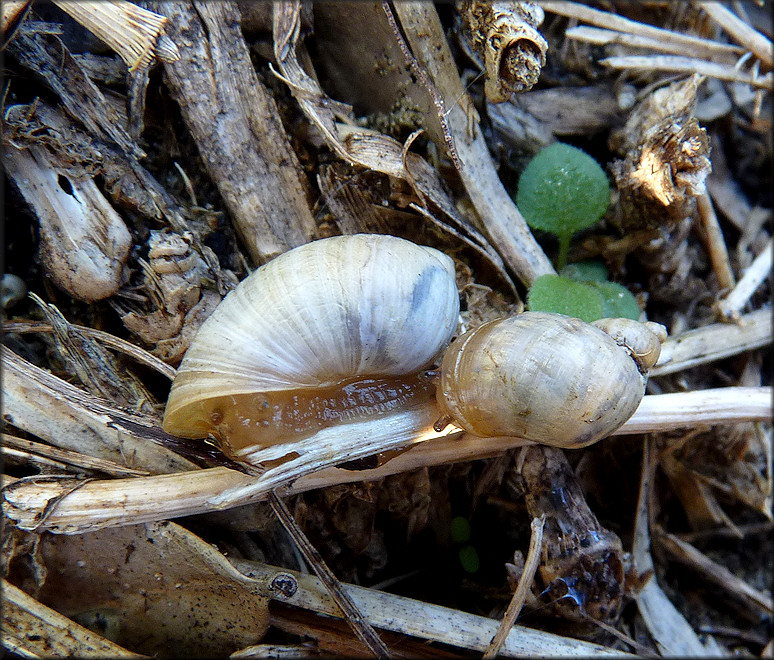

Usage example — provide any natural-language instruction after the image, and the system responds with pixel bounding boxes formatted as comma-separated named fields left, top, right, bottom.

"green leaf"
left=458, top=546, right=480, bottom=574
left=517, top=143, right=610, bottom=238
left=593, top=281, right=641, bottom=320
left=560, top=259, right=608, bottom=283
left=527, top=274, right=605, bottom=323
left=450, top=516, right=471, bottom=544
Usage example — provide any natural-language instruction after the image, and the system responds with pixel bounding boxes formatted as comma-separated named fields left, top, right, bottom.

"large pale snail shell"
left=436, top=312, right=666, bottom=448
left=162, top=234, right=459, bottom=460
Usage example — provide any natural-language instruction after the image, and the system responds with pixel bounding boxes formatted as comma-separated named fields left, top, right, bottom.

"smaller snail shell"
left=436, top=312, right=665, bottom=448
left=163, top=234, right=459, bottom=458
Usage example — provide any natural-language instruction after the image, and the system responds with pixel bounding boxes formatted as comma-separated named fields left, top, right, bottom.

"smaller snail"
left=435, top=312, right=666, bottom=448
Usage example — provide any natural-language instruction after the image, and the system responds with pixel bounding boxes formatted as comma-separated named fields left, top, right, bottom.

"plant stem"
left=557, top=231, right=572, bottom=271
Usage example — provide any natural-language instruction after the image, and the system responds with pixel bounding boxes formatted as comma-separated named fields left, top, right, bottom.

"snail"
left=163, top=234, right=667, bottom=463
left=434, top=312, right=666, bottom=448
left=162, top=234, right=460, bottom=463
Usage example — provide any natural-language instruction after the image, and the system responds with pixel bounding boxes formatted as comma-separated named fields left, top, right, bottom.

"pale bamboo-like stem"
left=599, top=55, right=772, bottom=90
left=694, top=1, right=773, bottom=68
left=650, top=308, right=771, bottom=376
left=232, top=560, right=631, bottom=657
left=541, top=0, right=744, bottom=59
left=566, top=26, right=738, bottom=62
left=389, top=3, right=555, bottom=287
left=696, top=192, right=736, bottom=291
left=51, top=0, right=174, bottom=71
left=716, top=240, right=772, bottom=321
left=3, top=387, right=770, bottom=535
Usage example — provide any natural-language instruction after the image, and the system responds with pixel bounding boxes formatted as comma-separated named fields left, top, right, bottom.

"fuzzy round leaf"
left=517, top=143, right=610, bottom=237
left=595, top=281, right=641, bottom=320
left=527, top=274, right=605, bottom=323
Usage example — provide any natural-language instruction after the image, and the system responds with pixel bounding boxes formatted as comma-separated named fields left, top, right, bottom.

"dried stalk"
left=388, top=3, right=555, bottom=286
left=268, top=492, right=390, bottom=658
left=3, top=579, right=144, bottom=658
left=541, top=0, right=744, bottom=60
left=566, top=25, right=739, bottom=62
left=694, top=1, right=773, bottom=68
left=650, top=308, right=771, bottom=376
left=3, top=386, right=770, bottom=535
left=716, top=239, right=772, bottom=321
left=483, top=515, right=545, bottom=658
left=1, top=346, right=197, bottom=474
left=2, top=434, right=151, bottom=478
left=600, top=55, right=772, bottom=90
left=696, top=192, right=736, bottom=291
left=631, top=440, right=725, bottom=656
left=51, top=0, right=173, bottom=71
left=231, top=560, right=631, bottom=657
left=658, top=532, right=774, bottom=615
left=158, top=0, right=316, bottom=265
left=4, top=320, right=176, bottom=380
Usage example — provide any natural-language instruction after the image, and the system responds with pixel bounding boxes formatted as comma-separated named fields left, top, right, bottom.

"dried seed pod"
left=162, top=234, right=460, bottom=464
left=436, top=312, right=666, bottom=448
left=458, top=0, right=548, bottom=102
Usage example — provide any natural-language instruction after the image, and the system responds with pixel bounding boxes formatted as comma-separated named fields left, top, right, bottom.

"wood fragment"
left=715, top=239, right=772, bottom=321
left=5, top=27, right=144, bottom=158
left=457, top=1, right=548, bottom=102
left=158, top=0, right=316, bottom=265
left=517, top=446, right=625, bottom=625
left=696, top=192, right=736, bottom=291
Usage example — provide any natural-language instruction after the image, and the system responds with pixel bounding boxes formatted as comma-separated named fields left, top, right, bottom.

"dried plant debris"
left=120, top=230, right=222, bottom=365
left=457, top=1, right=548, bottom=102
left=610, top=74, right=711, bottom=231
left=2, top=1, right=772, bottom=657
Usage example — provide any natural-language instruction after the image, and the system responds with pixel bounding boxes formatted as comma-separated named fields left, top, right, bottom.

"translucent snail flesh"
left=436, top=312, right=666, bottom=448
left=162, top=234, right=460, bottom=462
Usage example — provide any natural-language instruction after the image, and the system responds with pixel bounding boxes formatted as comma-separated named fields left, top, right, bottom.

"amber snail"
left=435, top=312, right=666, bottom=448
left=162, top=234, right=460, bottom=463
left=163, top=234, right=666, bottom=461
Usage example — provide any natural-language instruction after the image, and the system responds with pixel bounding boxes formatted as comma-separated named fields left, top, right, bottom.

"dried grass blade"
left=51, top=0, right=170, bottom=71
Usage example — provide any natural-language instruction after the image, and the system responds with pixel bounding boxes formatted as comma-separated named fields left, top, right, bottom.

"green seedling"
left=527, top=260, right=641, bottom=323
left=517, top=143, right=610, bottom=271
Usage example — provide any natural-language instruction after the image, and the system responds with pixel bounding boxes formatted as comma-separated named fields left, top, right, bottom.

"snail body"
left=162, top=234, right=459, bottom=462
left=436, top=312, right=665, bottom=448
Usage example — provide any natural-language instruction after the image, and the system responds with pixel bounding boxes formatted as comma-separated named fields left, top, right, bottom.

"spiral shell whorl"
left=163, top=235, right=459, bottom=438
left=437, top=312, right=650, bottom=448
